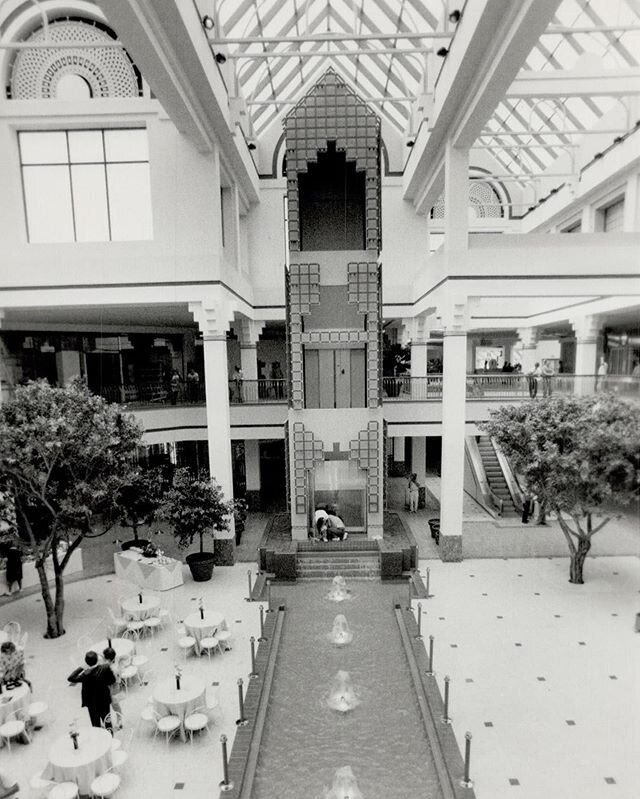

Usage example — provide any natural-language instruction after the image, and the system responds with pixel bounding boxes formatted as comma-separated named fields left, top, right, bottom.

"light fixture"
left=215, top=52, right=227, bottom=64
left=437, top=47, right=449, bottom=57
left=448, top=10, right=461, bottom=23
left=202, top=15, right=214, bottom=31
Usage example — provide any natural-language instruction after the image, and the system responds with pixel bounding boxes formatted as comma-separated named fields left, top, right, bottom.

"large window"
left=18, top=129, right=152, bottom=242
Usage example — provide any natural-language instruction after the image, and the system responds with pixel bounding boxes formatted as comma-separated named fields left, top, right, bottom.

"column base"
left=439, top=535, right=462, bottom=562
left=214, top=538, right=236, bottom=566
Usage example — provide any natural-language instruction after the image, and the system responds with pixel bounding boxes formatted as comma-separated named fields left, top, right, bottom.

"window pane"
left=23, top=165, right=74, bottom=242
left=104, top=129, right=148, bottom=162
left=19, top=131, right=68, bottom=164
left=68, top=130, right=104, bottom=163
left=107, top=162, right=153, bottom=240
left=71, top=165, right=109, bottom=241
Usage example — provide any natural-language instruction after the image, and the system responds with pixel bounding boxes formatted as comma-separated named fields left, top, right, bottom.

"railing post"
left=245, top=569, right=253, bottom=601
left=426, top=634, right=435, bottom=676
left=266, top=579, right=273, bottom=612
left=415, top=602, right=423, bottom=640
left=219, top=734, right=234, bottom=791
left=249, top=636, right=258, bottom=679
left=461, top=732, right=473, bottom=788
left=236, top=678, right=248, bottom=726
left=442, top=675, right=451, bottom=724
left=258, top=604, right=267, bottom=642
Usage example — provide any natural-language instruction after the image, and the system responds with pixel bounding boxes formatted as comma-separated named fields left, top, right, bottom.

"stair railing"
left=465, top=437, right=504, bottom=517
left=491, top=438, right=525, bottom=512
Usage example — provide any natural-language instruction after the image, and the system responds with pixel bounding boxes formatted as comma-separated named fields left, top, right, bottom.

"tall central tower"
left=284, top=70, right=384, bottom=539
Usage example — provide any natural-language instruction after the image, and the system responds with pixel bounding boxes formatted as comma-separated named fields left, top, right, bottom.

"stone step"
left=297, top=562, right=380, bottom=571
left=297, top=574, right=380, bottom=581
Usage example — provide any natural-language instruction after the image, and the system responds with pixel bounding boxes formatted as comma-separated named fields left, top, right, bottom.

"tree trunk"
left=133, top=522, right=139, bottom=541
left=569, top=537, right=591, bottom=584
left=51, top=545, right=66, bottom=637
left=36, top=560, right=63, bottom=638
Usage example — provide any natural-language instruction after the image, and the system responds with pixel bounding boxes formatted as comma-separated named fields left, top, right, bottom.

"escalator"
left=476, top=436, right=519, bottom=517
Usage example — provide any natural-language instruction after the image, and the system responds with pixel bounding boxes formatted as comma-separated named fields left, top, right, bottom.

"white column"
left=439, top=300, right=468, bottom=562
left=623, top=174, right=640, bottom=232
left=411, top=437, right=427, bottom=483
left=411, top=341, right=428, bottom=375
left=572, top=315, right=600, bottom=395
left=237, top=318, right=264, bottom=397
left=189, top=298, right=236, bottom=555
left=393, top=436, right=405, bottom=463
left=244, top=439, right=261, bottom=509
left=517, top=327, right=539, bottom=373
left=444, top=140, right=469, bottom=253
left=56, top=350, right=82, bottom=386
left=240, top=345, right=257, bottom=380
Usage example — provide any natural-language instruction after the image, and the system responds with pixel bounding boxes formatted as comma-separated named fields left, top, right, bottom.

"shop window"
left=18, top=128, right=152, bottom=242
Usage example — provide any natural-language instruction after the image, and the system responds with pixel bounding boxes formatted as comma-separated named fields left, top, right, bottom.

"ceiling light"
left=437, top=47, right=449, bottom=57
left=215, top=52, right=226, bottom=64
left=202, top=15, right=214, bottom=31
left=448, top=10, right=461, bottom=23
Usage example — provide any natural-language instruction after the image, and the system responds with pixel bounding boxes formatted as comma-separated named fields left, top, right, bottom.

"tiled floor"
left=3, top=555, right=639, bottom=799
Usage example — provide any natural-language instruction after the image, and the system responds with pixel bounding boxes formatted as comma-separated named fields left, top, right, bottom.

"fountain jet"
left=327, top=670, right=360, bottom=712
left=328, top=614, right=353, bottom=646
left=327, top=575, right=350, bottom=602
left=324, top=766, right=363, bottom=799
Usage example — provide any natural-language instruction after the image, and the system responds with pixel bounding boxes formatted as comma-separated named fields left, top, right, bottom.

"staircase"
left=476, top=437, right=518, bottom=516
left=296, top=548, right=381, bottom=580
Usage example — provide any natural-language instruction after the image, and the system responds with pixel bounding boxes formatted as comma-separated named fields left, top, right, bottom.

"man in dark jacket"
left=68, top=651, right=115, bottom=728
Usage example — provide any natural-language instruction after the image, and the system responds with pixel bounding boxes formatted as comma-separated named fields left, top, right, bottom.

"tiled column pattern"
left=347, top=262, right=382, bottom=407
left=289, top=421, right=325, bottom=538
left=349, top=421, right=383, bottom=537
left=286, top=263, right=320, bottom=410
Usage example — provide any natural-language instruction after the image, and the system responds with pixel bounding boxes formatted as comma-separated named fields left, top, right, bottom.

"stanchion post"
left=426, top=634, right=435, bottom=676
left=258, top=604, right=267, bottom=642
left=249, top=636, right=258, bottom=679
left=219, top=734, right=234, bottom=791
left=407, top=575, right=413, bottom=609
left=425, top=566, right=431, bottom=598
left=266, top=579, right=273, bottom=612
left=461, top=732, right=473, bottom=788
left=442, top=675, right=451, bottom=724
left=245, top=569, right=253, bottom=601
left=236, top=677, right=248, bottom=726
left=415, top=602, right=423, bottom=640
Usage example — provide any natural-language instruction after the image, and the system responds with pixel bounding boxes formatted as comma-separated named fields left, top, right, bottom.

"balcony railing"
left=95, top=379, right=289, bottom=406
left=382, top=374, right=640, bottom=401
left=229, top=379, right=288, bottom=403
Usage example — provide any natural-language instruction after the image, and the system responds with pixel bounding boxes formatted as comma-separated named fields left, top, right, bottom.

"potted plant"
left=161, top=468, right=234, bottom=582
left=234, top=498, right=248, bottom=545
left=114, top=467, right=164, bottom=550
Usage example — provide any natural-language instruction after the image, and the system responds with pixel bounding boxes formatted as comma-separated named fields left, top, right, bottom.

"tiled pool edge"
left=221, top=602, right=286, bottom=799
left=396, top=603, right=478, bottom=799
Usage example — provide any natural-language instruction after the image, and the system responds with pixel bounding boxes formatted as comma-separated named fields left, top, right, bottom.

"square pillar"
left=444, top=141, right=469, bottom=253
left=572, top=316, right=600, bottom=395
left=245, top=439, right=261, bottom=510
left=439, top=329, right=467, bottom=561
left=411, top=436, right=427, bottom=483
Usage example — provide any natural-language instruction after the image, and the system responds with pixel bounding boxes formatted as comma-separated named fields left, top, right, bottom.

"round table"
left=183, top=611, right=227, bottom=655
left=120, top=595, right=160, bottom=621
left=0, top=682, right=30, bottom=726
left=153, top=675, right=205, bottom=741
left=92, top=638, right=135, bottom=662
left=44, top=727, right=113, bottom=794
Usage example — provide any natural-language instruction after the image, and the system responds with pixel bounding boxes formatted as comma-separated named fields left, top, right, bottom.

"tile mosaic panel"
left=349, top=421, right=380, bottom=513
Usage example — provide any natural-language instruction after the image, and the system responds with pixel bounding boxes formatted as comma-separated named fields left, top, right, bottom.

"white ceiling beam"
left=506, top=68, right=640, bottom=99
left=98, top=0, right=259, bottom=205
left=404, top=0, right=562, bottom=214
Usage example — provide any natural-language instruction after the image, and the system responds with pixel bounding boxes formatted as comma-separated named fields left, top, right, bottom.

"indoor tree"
left=0, top=379, right=142, bottom=637
left=480, top=394, right=640, bottom=584
left=161, top=467, right=235, bottom=581
left=115, top=467, right=165, bottom=547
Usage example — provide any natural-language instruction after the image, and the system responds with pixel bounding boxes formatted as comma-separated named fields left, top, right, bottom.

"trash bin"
left=428, top=518, right=440, bottom=545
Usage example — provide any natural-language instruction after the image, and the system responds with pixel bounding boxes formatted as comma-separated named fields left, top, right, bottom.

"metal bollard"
left=461, top=732, right=473, bottom=788
left=266, top=579, right=273, bottom=612
left=425, top=566, right=431, bottom=598
left=219, top=734, right=234, bottom=791
left=236, top=678, right=248, bottom=726
left=249, top=636, right=258, bottom=679
left=415, top=602, right=423, bottom=640
left=407, top=575, right=413, bottom=609
left=258, top=604, right=267, bottom=642
left=246, top=569, right=253, bottom=601
left=442, top=675, right=451, bottom=724
left=426, top=634, right=435, bottom=676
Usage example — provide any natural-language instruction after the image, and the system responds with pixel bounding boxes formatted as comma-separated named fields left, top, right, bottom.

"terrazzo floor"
left=2, top=554, right=639, bottom=799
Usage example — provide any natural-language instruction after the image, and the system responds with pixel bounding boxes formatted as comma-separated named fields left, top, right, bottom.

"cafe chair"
left=205, top=686, right=222, bottom=723
left=107, top=609, right=127, bottom=637
left=117, top=660, right=139, bottom=693
left=29, top=772, right=57, bottom=798
left=18, top=631, right=28, bottom=651
left=175, top=625, right=195, bottom=660
left=0, top=711, right=30, bottom=752
left=27, top=687, right=50, bottom=729
left=142, top=616, right=161, bottom=636
left=215, top=629, right=232, bottom=651
left=152, top=711, right=181, bottom=745
left=122, top=620, right=145, bottom=641
left=2, top=622, right=21, bottom=644
left=47, top=782, right=79, bottom=799
left=111, top=732, right=132, bottom=771
left=198, top=636, right=219, bottom=662
left=102, top=711, right=124, bottom=736
left=184, top=707, right=210, bottom=743
left=89, top=768, right=121, bottom=799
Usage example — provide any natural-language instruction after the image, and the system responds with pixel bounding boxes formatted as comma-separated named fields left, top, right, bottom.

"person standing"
left=521, top=495, right=533, bottom=524
left=68, top=651, right=115, bottom=729
left=541, top=359, right=554, bottom=397
left=596, top=356, right=608, bottom=391
left=313, top=505, right=328, bottom=541
left=407, top=473, right=420, bottom=513
left=271, top=361, right=283, bottom=398
left=169, top=369, right=181, bottom=405
left=234, top=365, right=244, bottom=402
left=186, top=366, right=200, bottom=402
left=528, top=362, right=541, bottom=398
left=5, top=546, right=22, bottom=595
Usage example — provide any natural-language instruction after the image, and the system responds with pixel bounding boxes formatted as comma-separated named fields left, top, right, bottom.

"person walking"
left=528, top=362, right=541, bottom=398
left=5, top=546, right=22, bottom=595
left=68, top=651, right=115, bottom=729
left=596, top=356, right=608, bottom=391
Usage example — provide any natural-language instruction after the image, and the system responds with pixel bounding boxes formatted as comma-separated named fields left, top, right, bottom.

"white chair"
left=89, top=768, right=121, bottom=799
left=184, top=706, right=210, bottom=743
left=27, top=689, right=50, bottom=729
left=102, top=711, right=124, bottom=734
left=47, top=782, right=79, bottom=799
left=139, top=702, right=156, bottom=735
left=29, top=773, right=57, bottom=798
left=176, top=628, right=196, bottom=660
left=107, top=608, right=127, bottom=637
left=142, top=616, right=161, bottom=636
left=122, top=620, right=145, bottom=640
left=18, top=631, right=29, bottom=651
left=153, top=711, right=181, bottom=745
left=0, top=711, right=29, bottom=751
left=204, top=685, right=222, bottom=722
left=3, top=621, right=21, bottom=644
left=215, top=629, right=232, bottom=651
left=111, top=731, right=132, bottom=770
left=198, top=636, right=219, bottom=662
left=158, top=608, right=172, bottom=629
left=118, top=660, right=139, bottom=693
